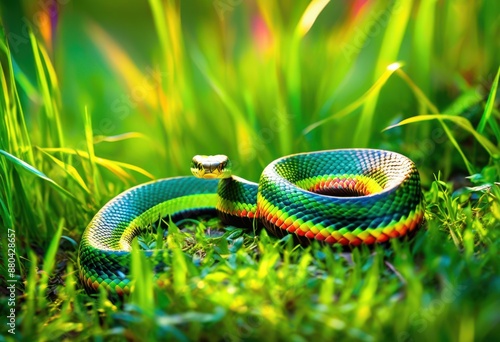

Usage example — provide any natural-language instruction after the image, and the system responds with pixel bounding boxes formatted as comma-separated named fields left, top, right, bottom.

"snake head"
left=191, top=154, right=232, bottom=179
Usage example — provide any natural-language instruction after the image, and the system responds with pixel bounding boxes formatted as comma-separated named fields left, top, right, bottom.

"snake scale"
left=78, top=149, right=425, bottom=295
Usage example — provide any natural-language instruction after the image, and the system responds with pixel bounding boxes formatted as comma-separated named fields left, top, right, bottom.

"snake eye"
left=219, top=160, right=226, bottom=170
left=191, top=156, right=204, bottom=170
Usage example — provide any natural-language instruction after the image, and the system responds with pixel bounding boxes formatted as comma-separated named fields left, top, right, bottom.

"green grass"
left=0, top=0, right=499, bottom=341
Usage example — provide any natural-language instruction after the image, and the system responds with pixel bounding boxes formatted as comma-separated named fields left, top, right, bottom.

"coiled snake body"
left=78, top=149, right=425, bottom=295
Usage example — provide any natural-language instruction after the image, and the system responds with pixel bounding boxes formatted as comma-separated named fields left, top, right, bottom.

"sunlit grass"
left=0, top=0, right=499, bottom=341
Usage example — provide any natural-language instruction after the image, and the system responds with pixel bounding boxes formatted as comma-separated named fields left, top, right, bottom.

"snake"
left=78, top=149, right=425, bottom=295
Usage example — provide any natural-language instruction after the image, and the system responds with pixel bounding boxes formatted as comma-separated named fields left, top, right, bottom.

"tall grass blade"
left=130, top=239, right=155, bottom=316
left=353, top=0, right=413, bottom=147
left=190, top=48, right=247, bottom=124
left=384, top=114, right=499, bottom=155
left=285, top=0, right=330, bottom=152
left=38, top=149, right=91, bottom=194
left=41, top=218, right=64, bottom=279
left=303, top=63, right=402, bottom=135
left=167, top=219, right=191, bottom=301
left=0, top=149, right=77, bottom=200
left=29, top=30, right=64, bottom=148
left=93, top=132, right=149, bottom=144
left=191, top=47, right=256, bottom=160
left=0, top=43, right=34, bottom=162
left=148, top=0, right=171, bottom=68
left=22, top=250, right=39, bottom=338
left=0, top=196, right=12, bottom=228
left=442, top=89, right=482, bottom=115
left=37, top=219, right=64, bottom=310
left=84, top=107, right=100, bottom=199
left=10, top=57, right=38, bottom=102
left=41, top=147, right=155, bottom=181
left=393, top=68, right=481, bottom=174
left=412, top=0, right=436, bottom=97
left=86, top=21, right=158, bottom=109
left=477, top=66, right=500, bottom=137
left=295, top=0, right=331, bottom=38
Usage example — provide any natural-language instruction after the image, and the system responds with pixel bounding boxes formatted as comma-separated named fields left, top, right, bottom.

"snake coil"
left=78, top=149, right=425, bottom=295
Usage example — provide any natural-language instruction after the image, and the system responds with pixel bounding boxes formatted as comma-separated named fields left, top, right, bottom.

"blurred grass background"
left=0, top=0, right=499, bottom=341
left=2, top=0, right=497, bottom=181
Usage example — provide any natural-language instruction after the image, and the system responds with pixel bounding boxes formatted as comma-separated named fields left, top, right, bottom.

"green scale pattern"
left=78, top=149, right=424, bottom=295
left=257, top=149, right=424, bottom=243
left=78, top=177, right=219, bottom=294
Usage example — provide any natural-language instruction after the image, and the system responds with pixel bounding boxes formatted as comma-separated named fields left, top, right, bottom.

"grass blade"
left=477, top=66, right=500, bottom=136
left=93, top=132, right=149, bottom=144
left=29, top=30, right=64, bottom=148
left=130, top=239, right=155, bottom=316
left=0, top=149, right=77, bottom=200
left=39, top=219, right=64, bottom=294
left=442, top=89, right=482, bottom=115
left=86, top=21, right=158, bottom=109
left=84, top=107, right=100, bottom=198
left=391, top=68, right=489, bottom=174
left=303, top=62, right=402, bottom=135
left=353, top=0, right=413, bottom=147
left=384, top=114, right=500, bottom=156
left=385, top=113, right=499, bottom=174
left=412, top=0, right=436, bottom=96
left=41, top=147, right=155, bottom=181
left=294, top=0, right=330, bottom=38
left=38, top=148, right=91, bottom=194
